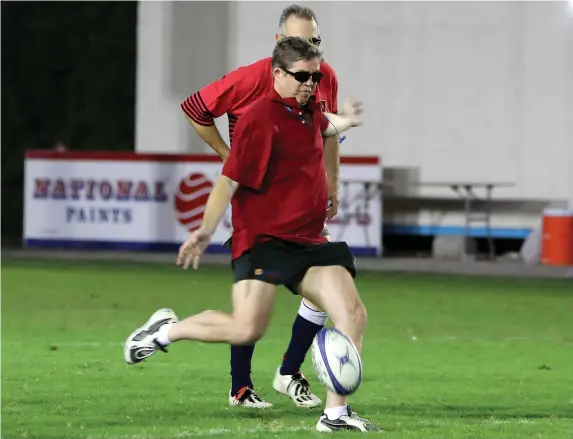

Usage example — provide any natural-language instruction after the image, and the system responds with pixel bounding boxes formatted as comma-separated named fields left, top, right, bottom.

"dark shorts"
left=231, top=238, right=356, bottom=294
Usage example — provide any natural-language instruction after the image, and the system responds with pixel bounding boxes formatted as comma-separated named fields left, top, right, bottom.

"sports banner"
left=24, top=151, right=382, bottom=256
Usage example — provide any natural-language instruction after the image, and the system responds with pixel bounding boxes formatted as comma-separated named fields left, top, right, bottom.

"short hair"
left=278, top=4, right=318, bottom=33
left=271, top=36, right=323, bottom=70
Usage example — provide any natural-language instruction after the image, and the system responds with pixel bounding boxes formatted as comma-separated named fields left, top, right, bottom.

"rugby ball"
left=311, top=327, right=362, bottom=395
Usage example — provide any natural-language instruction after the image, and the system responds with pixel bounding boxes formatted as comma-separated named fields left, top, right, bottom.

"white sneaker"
left=272, top=367, right=322, bottom=408
left=228, top=386, right=273, bottom=409
left=124, top=308, right=178, bottom=365
left=316, top=406, right=380, bottom=432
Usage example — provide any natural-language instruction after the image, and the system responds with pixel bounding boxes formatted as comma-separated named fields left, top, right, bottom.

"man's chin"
left=297, top=92, right=311, bottom=104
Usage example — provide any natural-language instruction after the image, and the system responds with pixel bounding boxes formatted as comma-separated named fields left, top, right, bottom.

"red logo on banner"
left=174, top=173, right=213, bottom=231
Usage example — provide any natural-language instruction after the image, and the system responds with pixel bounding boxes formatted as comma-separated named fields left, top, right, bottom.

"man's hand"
left=322, top=101, right=364, bottom=137
left=327, top=189, right=339, bottom=220
left=340, top=99, right=363, bottom=127
left=176, top=226, right=214, bottom=270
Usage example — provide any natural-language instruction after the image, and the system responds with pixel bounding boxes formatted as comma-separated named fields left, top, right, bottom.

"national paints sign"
left=24, top=151, right=381, bottom=256
left=32, top=175, right=168, bottom=225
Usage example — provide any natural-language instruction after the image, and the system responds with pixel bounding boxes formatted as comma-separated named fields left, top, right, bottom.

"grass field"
left=2, top=258, right=572, bottom=439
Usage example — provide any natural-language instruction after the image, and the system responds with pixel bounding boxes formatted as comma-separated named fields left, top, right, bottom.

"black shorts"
left=231, top=238, right=356, bottom=294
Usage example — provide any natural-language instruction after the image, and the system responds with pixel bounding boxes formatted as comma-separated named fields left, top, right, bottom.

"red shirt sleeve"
left=181, top=58, right=271, bottom=126
left=181, top=64, right=258, bottom=126
left=329, top=68, right=339, bottom=114
left=320, top=62, right=339, bottom=114
left=222, top=106, right=274, bottom=190
left=318, top=110, right=330, bottom=134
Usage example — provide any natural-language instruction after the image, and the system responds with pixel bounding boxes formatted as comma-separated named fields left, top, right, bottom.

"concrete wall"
left=135, top=1, right=573, bottom=228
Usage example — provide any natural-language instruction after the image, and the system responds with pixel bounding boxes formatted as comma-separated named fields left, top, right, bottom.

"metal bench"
left=338, top=179, right=516, bottom=261
left=410, top=182, right=515, bottom=261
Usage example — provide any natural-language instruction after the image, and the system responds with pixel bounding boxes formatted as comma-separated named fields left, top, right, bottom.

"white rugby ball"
left=311, top=327, right=362, bottom=395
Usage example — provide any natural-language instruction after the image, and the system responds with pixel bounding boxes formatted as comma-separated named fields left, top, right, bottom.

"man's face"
left=274, top=58, right=321, bottom=105
left=276, top=17, right=321, bottom=47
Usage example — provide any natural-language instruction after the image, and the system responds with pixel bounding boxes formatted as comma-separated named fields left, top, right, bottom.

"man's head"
left=272, top=36, right=323, bottom=105
left=276, top=4, right=321, bottom=47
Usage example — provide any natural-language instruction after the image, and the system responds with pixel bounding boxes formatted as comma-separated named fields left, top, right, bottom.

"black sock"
left=280, top=314, right=324, bottom=376
left=230, top=344, right=255, bottom=396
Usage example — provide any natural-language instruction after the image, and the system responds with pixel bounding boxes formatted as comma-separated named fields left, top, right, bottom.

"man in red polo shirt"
left=181, top=5, right=348, bottom=409
left=124, top=37, right=378, bottom=433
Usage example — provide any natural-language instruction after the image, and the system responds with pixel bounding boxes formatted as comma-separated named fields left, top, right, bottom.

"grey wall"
left=170, top=1, right=231, bottom=98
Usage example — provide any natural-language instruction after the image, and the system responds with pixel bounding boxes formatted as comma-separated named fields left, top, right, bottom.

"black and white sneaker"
left=272, top=367, right=322, bottom=408
left=228, top=386, right=273, bottom=408
left=316, top=406, right=380, bottom=432
left=123, top=308, right=178, bottom=365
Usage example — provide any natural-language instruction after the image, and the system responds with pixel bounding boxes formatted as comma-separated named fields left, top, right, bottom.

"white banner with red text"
left=24, top=151, right=382, bottom=256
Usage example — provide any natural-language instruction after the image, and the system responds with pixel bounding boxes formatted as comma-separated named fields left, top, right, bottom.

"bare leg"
left=297, top=266, right=367, bottom=409
left=167, top=280, right=276, bottom=346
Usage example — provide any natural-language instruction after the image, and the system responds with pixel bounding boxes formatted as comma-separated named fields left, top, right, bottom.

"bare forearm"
left=201, top=175, right=238, bottom=234
left=323, top=135, right=340, bottom=189
left=187, top=117, right=230, bottom=161
left=322, top=112, right=355, bottom=137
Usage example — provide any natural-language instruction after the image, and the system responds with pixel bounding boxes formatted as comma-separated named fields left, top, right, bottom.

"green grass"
left=2, top=258, right=573, bottom=439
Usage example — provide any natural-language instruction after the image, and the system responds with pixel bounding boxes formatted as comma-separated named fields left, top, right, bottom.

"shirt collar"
left=268, top=89, right=321, bottom=112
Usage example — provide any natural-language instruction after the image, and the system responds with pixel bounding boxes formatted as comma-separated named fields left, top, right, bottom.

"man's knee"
left=230, top=279, right=275, bottom=345
left=339, top=276, right=367, bottom=332
left=229, top=321, right=266, bottom=345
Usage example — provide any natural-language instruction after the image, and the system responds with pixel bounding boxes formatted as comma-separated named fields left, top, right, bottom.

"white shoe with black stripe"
left=316, top=406, right=380, bottom=432
left=124, top=308, right=178, bottom=365
left=272, top=367, right=322, bottom=408
left=228, top=386, right=273, bottom=409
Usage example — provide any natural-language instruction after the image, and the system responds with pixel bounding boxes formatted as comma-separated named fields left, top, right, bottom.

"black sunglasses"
left=283, top=68, right=324, bottom=84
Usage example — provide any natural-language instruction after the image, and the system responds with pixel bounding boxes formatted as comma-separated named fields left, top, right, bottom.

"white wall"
left=136, top=1, right=573, bottom=207
left=135, top=1, right=232, bottom=154
left=136, top=2, right=182, bottom=153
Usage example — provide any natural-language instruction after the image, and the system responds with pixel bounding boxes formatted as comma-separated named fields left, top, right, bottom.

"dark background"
left=1, top=1, right=137, bottom=243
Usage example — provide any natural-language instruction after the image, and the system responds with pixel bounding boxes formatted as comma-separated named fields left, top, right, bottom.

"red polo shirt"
left=181, top=57, right=338, bottom=142
left=222, top=90, right=330, bottom=259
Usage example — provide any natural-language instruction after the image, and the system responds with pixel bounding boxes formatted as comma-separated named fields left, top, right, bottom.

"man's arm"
left=178, top=175, right=237, bottom=269
left=186, top=117, right=230, bottom=161
left=323, top=63, right=340, bottom=220
left=200, top=175, right=238, bottom=234
left=318, top=108, right=342, bottom=220
left=323, top=135, right=340, bottom=220
left=324, top=135, right=340, bottom=186
left=181, top=65, right=255, bottom=161
left=322, top=112, right=361, bottom=138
